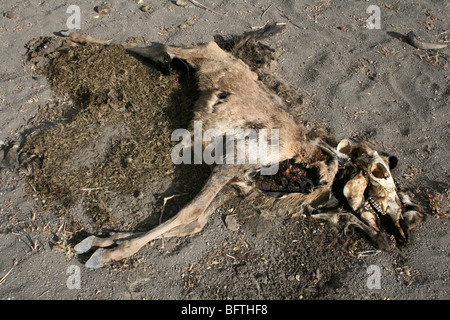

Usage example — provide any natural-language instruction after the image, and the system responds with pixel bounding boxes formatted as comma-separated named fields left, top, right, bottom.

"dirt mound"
left=21, top=38, right=210, bottom=233
left=181, top=203, right=363, bottom=299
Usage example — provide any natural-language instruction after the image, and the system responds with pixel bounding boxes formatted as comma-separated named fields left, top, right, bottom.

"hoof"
left=85, top=248, right=104, bottom=269
left=74, top=235, right=96, bottom=254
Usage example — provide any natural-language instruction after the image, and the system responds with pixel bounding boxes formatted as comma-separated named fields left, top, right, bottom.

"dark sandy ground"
left=0, top=0, right=448, bottom=300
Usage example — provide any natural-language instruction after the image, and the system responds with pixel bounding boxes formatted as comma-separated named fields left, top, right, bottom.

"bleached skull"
left=336, top=140, right=423, bottom=248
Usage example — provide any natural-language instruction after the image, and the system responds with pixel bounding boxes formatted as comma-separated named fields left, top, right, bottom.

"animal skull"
left=336, top=141, right=423, bottom=248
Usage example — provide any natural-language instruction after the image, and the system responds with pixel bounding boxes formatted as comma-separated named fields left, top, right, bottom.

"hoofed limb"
left=75, top=165, right=239, bottom=268
left=311, top=210, right=391, bottom=249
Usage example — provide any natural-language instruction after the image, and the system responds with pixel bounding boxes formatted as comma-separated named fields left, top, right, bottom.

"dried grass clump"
left=22, top=42, right=209, bottom=229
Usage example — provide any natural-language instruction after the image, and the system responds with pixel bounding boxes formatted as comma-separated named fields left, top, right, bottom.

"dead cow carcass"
left=73, top=28, right=423, bottom=268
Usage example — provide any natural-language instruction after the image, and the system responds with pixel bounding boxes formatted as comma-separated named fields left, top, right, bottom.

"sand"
left=0, top=0, right=448, bottom=301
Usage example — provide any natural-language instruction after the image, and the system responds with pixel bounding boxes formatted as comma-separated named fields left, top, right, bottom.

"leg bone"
left=312, top=210, right=390, bottom=250
left=77, top=165, right=238, bottom=268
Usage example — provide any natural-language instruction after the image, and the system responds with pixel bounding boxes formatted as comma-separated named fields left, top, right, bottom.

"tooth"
left=367, top=197, right=385, bottom=215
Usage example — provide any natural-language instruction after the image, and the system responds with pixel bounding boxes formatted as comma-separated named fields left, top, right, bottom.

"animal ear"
left=336, top=139, right=351, bottom=155
left=388, top=156, right=398, bottom=170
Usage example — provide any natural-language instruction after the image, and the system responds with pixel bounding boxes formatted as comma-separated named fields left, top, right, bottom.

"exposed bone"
left=338, top=143, right=414, bottom=245
left=361, top=208, right=381, bottom=232
left=61, top=33, right=138, bottom=49
left=311, top=211, right=389, bottom=249
left=357, top=250, right=381, bottom=258
left=403, top=210, right=424, bottom=232
left=399, top=192, right=424, bottom=233
left=368, top=151, right=405, bottom=239
left=336, top=139, right=351, bottom=155
left=406, top=31, right=448, bottom=50
left=343, top=171, right=368, bottom=212
left=69, top=33, right=112, bottom=45
left=316, top=142, right=349, bottom=167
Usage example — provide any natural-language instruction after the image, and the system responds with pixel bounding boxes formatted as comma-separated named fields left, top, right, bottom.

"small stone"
left=224, top=215, right=240, bottom=231
left=175, top=0, right=188, bottom=7
left=4, top=10, right=18, bottom=20
left=95, top=4, right=112, bottom=15
left=140, top=5, right=152, bottom=12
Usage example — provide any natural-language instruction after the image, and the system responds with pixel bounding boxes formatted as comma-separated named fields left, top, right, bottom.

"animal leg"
left=74, top=232, right=138, bottom=254
left=311, top=210, right=390, bottom=249
left=399, top=192, right=424, bottom=236
left=127, top=41, right=230, bottom=67
left=77, top=165, right=238, bottom=268
left=76, top=185, right=237, bottom=259
left=158, top=185, right=237, bottom=238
